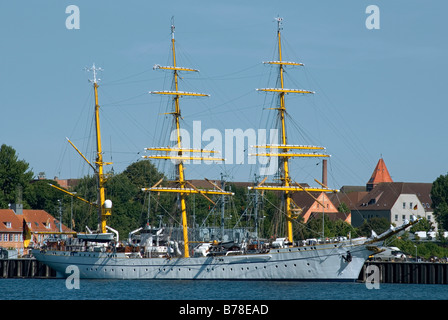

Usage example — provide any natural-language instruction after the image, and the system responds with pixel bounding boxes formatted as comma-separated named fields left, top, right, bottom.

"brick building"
left=0, top=204, right=73, bottom=256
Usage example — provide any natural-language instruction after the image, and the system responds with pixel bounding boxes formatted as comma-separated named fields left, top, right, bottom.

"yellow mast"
left=89, top=64, right=112, bottom=234
left=50, top=65, right=112, bottom=235
left=144, top=20, right=233, bottom=258
left=277, top=19, right=294, bottom=242
left=250, top=18, right=338, bottom=244
left=169, top=22, right=189, bottom=258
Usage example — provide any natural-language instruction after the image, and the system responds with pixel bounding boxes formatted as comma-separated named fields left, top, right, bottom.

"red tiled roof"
left=0, top=210, right=22, bottom=232
left=0, top=209, right=72, bottom=233
left=355, top=182, right=433, bottom=211
left=329, top=190, right=369, bottom=210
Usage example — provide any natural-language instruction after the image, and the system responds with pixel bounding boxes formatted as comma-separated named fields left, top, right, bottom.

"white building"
left=351, top=182, right=434, bottom=229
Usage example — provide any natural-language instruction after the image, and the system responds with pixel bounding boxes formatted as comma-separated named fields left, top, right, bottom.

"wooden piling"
left=359, top=261, right=448, bottom=284
left=0, top=258, right=57, bottom=279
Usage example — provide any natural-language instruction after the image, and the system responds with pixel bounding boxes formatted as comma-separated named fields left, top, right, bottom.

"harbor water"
left=1, top=278, right=448, bottom=300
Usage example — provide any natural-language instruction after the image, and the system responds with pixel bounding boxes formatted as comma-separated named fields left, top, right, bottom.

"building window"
left=409, top=202, right=413, bottom=209
left=3, top=222, right=11, bottom=228
left=402, top=215, right=406, bottom=220
left=428, top=215, right=431, bottom=221
left=403, top=202, right=406, bottom=209
left=395, top=215, right=398, bottom=221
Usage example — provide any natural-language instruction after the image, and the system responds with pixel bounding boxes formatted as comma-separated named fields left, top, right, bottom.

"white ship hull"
left=31, top=238, right=374, bottom=281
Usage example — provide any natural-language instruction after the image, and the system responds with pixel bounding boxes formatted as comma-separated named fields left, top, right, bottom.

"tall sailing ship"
left=31, top=18, right=419, bottom=280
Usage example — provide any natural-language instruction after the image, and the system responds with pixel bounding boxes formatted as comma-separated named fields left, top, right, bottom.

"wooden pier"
left=0, top=259, right=58, bottom=279
left=359, top=261, right=448, bottom=284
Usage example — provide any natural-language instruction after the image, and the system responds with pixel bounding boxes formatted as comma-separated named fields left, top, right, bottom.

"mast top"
left=275, top=16, right=283, bottom=32
left=86, top=63, right=103, bottom=84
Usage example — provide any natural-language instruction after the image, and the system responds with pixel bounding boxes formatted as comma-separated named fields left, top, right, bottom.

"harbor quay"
left=358, top=261, right=448, bottom=285
left=2, top=258, right=448, bottom=284
left=0, top=258, right=58, bottom=279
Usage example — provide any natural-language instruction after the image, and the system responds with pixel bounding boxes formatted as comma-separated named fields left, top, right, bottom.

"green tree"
left=123, top=160, right=165, bottom=199
left=25, top=179, right=64, bottom=213
left=410, top=217, right=432, bottom=233
left=337, top=202, right=350, bottom=215
left=297, top=215, right=353, bottom=240
left=431, top=173, right=448, bottom=230
left=357, top=217, right=390, bottom=237
left=68, top=175, right=98, bottom=232
left=106, top=173, right=142, bottom=238
left=0, top=144, right=34, bottom=207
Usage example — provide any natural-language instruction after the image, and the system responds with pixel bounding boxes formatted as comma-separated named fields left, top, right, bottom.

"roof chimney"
left=11, top=203, right=23, bottom=215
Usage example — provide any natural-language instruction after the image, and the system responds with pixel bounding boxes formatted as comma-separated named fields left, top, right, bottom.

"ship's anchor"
left=342, top=250, right=352, bottom=263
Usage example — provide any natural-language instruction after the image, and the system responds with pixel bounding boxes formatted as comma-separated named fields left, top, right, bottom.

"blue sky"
left=1, top=1, right=446, bottom=190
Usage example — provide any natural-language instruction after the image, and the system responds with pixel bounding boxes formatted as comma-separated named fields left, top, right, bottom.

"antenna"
left=274, top=16, right=283, bottom=31
left=85, top=63, right=103, bottom=84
